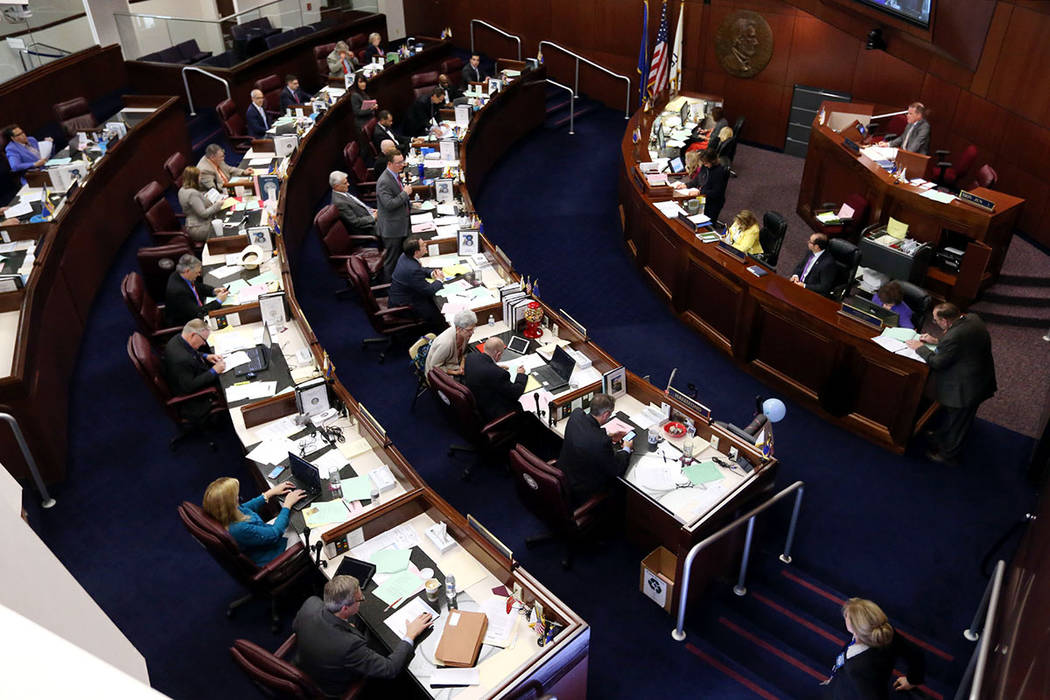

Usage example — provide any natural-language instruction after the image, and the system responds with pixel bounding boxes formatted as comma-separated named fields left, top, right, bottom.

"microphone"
left=533, top=392, right=543, bottom=419
left=313, top=541, right=327, bottom=568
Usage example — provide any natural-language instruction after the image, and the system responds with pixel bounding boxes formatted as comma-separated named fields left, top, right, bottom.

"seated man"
left=790, top=233, right=837, bottom=297
left=404, top=87, right=446, bottom=137
left=326, top=41, right=357, bottom=78
left=373, top=110, right=418, bottom=154
left=880, top=101, right=930, bottom=155
left=329, top=169, right=376, bottom=238
left=437, top=73, right=464, bottom=103
left=464, top=337, right=528, bottom=422
left=293, top=575, right=432, bottom=697
left=166, top=253, right=228, bottom=326
left=425, top=309, right=476, bottom=380
left=371, top=139, right=397, bottom=180
left=197, top=143, right=253, bottom=191
left=245, top=89, right=269, bottom=138
left=557, top=393, right=632, bottom=506
left=388, top=234, right=445, bottom=329
left=461, top=53, right=488, bottom=85
left=279, top=73, right=312, bottom=111
left=3, top=124, right=54, bottom=182
left=163, top=319, right=225, bottom=421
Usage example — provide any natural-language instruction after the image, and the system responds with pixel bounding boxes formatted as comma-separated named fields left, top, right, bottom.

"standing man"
left=293, top=575, right=432, bottom=697
left=163, top=319, right=225, bottom=421
left=389, top=235, right=444, bottom=329
left=165, top=254, right=228, bottom=326
left=906, top=303, right=996, bottom=465
left=790, top=233, right=837, bottom=297
left=375, top=149, right=412, bottom=280
left=329, top=170, right=377, bottom=239
left=463, top=337, right=528, bottom=422
left=557, top=393, right=632, bottom=506
left=280, top=74, right=312, bottom=110
left=197, top=143, right=252, bottom=191
left=373, top=110, right=419, bottom=156
left=881, top=102, right=930, bottom=155
left=404, top=87, right=446, bottom=137
left=462, top=53, right=487, bottom=84
left=245, top=89, right=269, bottom=138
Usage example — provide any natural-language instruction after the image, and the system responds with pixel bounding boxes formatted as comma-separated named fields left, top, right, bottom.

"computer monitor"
left=288, top=452, right=322, bottom=491
left=666, top=156, right=685, bottom=174
left=549, top=345, right=576, bottom=380
left=845, top=295, right=899, bottom=327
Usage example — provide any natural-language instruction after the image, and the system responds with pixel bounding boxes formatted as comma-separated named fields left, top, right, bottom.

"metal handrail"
left=470, top=19, right=522, bottom=62
left=114, top=0, right=289, bottom=24
left=182, top=66, right=232, bottom=116
left=671, top=481, right=805, bottom=641
left=537, top=40, right=631, bottom=119
left=954, top=560, right=1006, bottom=700
left=543, top=78, right=575, bottom=135
left=0, top=413, right=55, bottom=507
left=26, top=42, right=70, bottom=55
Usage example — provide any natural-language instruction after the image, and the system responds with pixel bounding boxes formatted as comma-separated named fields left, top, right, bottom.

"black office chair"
left=897, top=280, right=933, bottom=331
left=718, top=136, right=740, bottom=177
left=755, top=211, right=787, bottom=269
left=732, top=115, right=745, bottom=143
left=827, top=238, right=862, bottom=301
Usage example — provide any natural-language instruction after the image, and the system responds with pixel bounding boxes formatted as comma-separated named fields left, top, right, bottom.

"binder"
left=434, top=609, right=488, bottom=667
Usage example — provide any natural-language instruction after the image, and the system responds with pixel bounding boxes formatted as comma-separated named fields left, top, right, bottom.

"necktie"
left=342, top=58, right=351, bottom=74
left=217, top=165, right=229, bottom=186
left=391, top=170, right=403, bottom=192
left=801, top=253, right=817, bottom=282
left=185, top=277, right=202, bottom=305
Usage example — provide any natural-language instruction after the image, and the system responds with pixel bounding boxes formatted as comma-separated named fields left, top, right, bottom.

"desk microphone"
left=313, top=541, right=327, bottom=568
left=533, top=392, right=545, bottom=420
left=302, top=525, right=312, bottom=553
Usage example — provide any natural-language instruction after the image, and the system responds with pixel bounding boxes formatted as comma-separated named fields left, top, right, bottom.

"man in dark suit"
left=329, top=169, right=376, bottom=238
left=163, top=319, right=225, bottom=421
left=293, top=575, right=432, bottom=697
left=462, top=53, right=487, bottom=85
left=882, top=101, right=930, bottom=155
left=279, top=74, right=311, bottom=111
left=674, top=149, right=729, bottom=224
left=389, top=235, right=445, bottom=329
left=165, top=254, right=228, bottom=326
left=373, top=110, right=418, bottom=155
left=464, top=337, right=528, bottom=422
left=375, top=150, right=412, bottom=281
left=404, top=87, right=446, bottom=137
left=437, top=73, right=464, bottom=103
left=245, top=89, right=269, bottom=138
left=790, top=233, right=837, bottom=297
left=558, top=393, right=633, bottom=506
left=907, top=303, right=996, bottom=465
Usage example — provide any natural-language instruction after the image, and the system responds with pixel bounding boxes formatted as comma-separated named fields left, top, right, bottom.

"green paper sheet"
left=371, top=548, right=413, bottom=574
left=302, top=499, right=349, bottom=528
left=372, top=570, right=423, bottom=606
left=882, top=327, right=918, bottom=342
left=247, top=271, right=279, bottom=287
left=341, top=476, right=372, bottom=502
left=683, top=461, right=724, bottom=486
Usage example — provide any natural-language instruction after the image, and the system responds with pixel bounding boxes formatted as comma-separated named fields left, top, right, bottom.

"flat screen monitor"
left=549, top=345, right=576, bottom=381
left=288, top=452, right=322, bottom=491
left=855, top=0, right=932, bottom=28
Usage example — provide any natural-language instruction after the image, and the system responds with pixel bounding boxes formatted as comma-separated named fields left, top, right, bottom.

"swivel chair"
left=53, top=97, right=97, bottom=138
left=314, top=42, right=336, bottom=82
left=826, top=238, right=862, bottom=301
left=164, top=152, right=187, bottom=188
left=135, top=181, right=190, bottom=247
left=216, top=99, right=253, bottom=153
left=121, top=272, right=181, bottom=346
left=345, top=255, right=424, bottom=362
left=754, top=211, right=787, bottom=270
left=313, top=204, right=382, bottom=284
left=342, top=141, right=378, bottom=203
left=898, top=280, right=933, bottom=331
left=231, top=634, right=367, bottom=699
left=253, top=74, right=284, bottom=119
left=411, top=70, right=439, bottom=99
left=137, top=239, right=194, bottom=302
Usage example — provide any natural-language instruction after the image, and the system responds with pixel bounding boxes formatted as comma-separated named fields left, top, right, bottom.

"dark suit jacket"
left=558, top=409, right=630, bottom=506
left=293, top=596, right=413, bottom=697
left=916, top=314, right=997, bottom=408
left=461, top=64, right=486, bottom=85
left=373, top=122, right=410, bottom=154
left=792, top=250, right=837, bottom=297
left=332, top=190, right=376, bottom=238
left=463, top=352, right=527, bottom=422
left=165, top=272, right=221, bottom=326
left=686, top=163, right=729, bottom=220
left=245, top=103, right=268, bottom=138
left=389, top=254, right=441, bottom=309
left=163, top=334, right=219, bottom=420
left=364, top=44, right=384, bottom=62
left=375, top=168, right=410, bottom=241
left=404, top=95, right=439, bottom=136
left=279, top=86, right=311, bottom=111
left=826, top=634, right=925, bottom=700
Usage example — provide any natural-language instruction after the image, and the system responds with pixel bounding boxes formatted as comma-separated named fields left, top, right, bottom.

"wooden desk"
left=0, top=95, right=189, bottom=484
left=799, top=100, right=1024, bottom=306
left=619, top=93, right=933, bottom=454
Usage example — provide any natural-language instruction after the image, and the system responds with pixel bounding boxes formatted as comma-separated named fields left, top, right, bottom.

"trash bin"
left=640, top=546, right=677, bottom=613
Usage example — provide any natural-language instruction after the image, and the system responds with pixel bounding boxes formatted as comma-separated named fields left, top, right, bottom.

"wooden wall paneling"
left=918, top=72, right=962, bottom=152
left=785, top=14, right=859, bottom=93
left=994, top=162, right=1048, bottom=236
left=987, top=5, right=1050, bottom=126
left=997, top=113, right=1050, bottom=177
left=969, top=2, right=1014, bottom=98
left=931, top=1, right=998, bottom=72
left=846, top=352, right=924, bottom=444
left=850, top=48, right=926, bottom=108
left=949, top=90, right=1009, bottom=156
left=643, top=220, right=682, bottom=303
left=682, top=257, right=745, bottom=353
left=720, top=78, right=791, bottom=146
left=747, top=305, right=837, bottom=401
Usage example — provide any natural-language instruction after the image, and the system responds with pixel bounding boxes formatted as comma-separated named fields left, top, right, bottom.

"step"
left=685, top=637, right=792, bottom=700
left=544, top=98, right=572, bottom=115
left=547, top=103, right=600, bottom=129
left=968, top=299, right=1050, bottom=327
left=981, top=289, right=1050, bottom=307
left=996, top=273, right=1050, bottom=288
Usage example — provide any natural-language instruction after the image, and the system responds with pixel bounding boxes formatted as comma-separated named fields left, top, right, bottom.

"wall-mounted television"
left=855, top=0, right=933, bottom=28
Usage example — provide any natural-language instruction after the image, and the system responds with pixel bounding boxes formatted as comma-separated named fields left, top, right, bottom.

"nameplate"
left=838, top=303, right=883, bottom=330
left=958, top=190, right=996, bottom=213
left=842, top=138, right=860, bottom=155
left=716, top=240, right=747, bottom=263
left=676, top=212, right=698, bottom=232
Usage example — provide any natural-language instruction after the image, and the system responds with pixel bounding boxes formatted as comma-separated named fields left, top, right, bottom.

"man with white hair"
left=163, top=319, right=225, bottom=420
left=463, top=336, right=528, bottom=421
left=293, top=575, right=432, bottom=696
left=425, top=309, right=476, bottom=380
left=329, top=170, right=376, bottom=238
left=165, top=253, right=228, bottom=326
left=245, top=89, right=269, bottom=138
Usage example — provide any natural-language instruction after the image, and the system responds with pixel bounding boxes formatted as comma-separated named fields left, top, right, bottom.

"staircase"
left=970, top=273, right=1050, bottom=329
left=543, top=85, right=602, bottom=131
left=686, top=557, right=966, bottom=699
left=186, top=109, right=225, bottom=157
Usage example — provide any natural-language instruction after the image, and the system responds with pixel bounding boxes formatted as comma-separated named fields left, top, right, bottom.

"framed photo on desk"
left=602, top=366, right=627, bottom=399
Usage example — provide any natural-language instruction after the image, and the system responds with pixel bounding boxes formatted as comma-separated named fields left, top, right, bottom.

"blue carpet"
left=26, top=101, right=1036, bottom=699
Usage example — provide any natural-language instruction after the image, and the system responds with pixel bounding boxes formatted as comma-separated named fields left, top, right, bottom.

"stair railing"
left=671, top=480, right=805, bottom=642
left=954, top=559, right=1006, bottom=700
left=542, top=78, right=575, bottom=135
left=536, top=40, right=631, bottom=119
left=0, top=413, right=55, bottom=507
left=181, top=66, right=232, bottom=116
left=469, top=19, right=522, bottom=62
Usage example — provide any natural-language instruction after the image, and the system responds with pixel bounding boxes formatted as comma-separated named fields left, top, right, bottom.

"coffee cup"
left=425, top=578, right=441, bottom=602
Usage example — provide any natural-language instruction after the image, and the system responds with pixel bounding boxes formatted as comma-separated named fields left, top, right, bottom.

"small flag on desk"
left=537, top=47, right=543, bottom=64
left=756, top=427, right=774, bottom=458
left=632, top=127, right=641, bottom=144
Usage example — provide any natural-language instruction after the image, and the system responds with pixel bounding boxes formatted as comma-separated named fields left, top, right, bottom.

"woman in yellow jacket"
left=725, top=210, right=763, bottom=255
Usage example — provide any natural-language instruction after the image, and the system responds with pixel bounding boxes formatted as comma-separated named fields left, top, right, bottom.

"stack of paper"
left=653, top=201, right=685, bottom=219
left=302, top=500, right=349, bottom=528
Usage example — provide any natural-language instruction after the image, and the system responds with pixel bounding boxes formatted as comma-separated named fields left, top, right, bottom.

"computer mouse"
left=245, top=371, right=257, bottom=381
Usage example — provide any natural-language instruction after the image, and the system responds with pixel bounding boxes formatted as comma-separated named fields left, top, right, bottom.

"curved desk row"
left=620, top=94, right=932, bottom=453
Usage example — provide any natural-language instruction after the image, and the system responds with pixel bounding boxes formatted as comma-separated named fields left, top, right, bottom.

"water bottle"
left=488, top=314, right=495, bottom=328
left=444, top=574, right=457, bottom=609
left=417, top=162, right=425, bottom=180
left=328, top=466, right=342, bottom=498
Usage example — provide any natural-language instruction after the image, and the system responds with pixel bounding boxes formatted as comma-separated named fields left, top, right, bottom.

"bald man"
left=463, top=337, right=528, bottom=422
left=371, top=138, right=397, bottom=179
left=246, top=89, right=269, bottom=138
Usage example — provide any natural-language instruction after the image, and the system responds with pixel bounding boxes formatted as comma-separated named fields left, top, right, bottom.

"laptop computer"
left=844, top=294, right=899, bottom=327
left=236, top=323, right=272, bottom=376
left=530, top=345, right=576, bottom=393
left=286, top=451, right=323, bottom=511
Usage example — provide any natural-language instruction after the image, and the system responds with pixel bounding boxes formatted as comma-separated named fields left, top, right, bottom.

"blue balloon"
left=762, top=398, right=786, bottom=423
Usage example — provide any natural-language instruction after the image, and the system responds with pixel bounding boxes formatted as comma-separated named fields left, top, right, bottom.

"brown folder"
left=434, top=609, right=488, bottom=668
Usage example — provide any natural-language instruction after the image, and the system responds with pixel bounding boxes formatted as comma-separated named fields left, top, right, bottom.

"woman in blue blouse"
left=202, top=476, right=306, bottom=566
left=872, top=280, right=914, bottom=330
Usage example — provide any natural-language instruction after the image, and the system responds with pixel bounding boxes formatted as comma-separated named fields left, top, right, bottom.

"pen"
left=383, top=597, right=403, bottom=612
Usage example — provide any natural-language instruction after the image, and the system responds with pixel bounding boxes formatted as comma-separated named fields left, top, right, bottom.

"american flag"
left=646, top=0, right=670, bottom=99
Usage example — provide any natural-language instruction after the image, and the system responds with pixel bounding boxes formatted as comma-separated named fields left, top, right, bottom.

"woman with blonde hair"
left=202, top=476, right=305, bottom=566
left=725, top=209, right=762, bottom=255
left=822, top=597, right=925, bottom=698
left=364, top=32, right=385, bottom=61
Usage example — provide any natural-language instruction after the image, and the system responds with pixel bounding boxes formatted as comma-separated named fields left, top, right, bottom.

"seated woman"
left=821, top=597, right=924, bottom=698
left=202, top=476, right=305, bottom=566
left=725, top=210, right=762, bottom=255
left=178, top=166, right=232, bottom=243
left=363, top=32, right=385, bottom=62
left=872, top=280, right=914, bottom=329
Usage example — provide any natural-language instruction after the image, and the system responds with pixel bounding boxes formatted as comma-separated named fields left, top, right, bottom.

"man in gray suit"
left=197, top=143, right=253, bottom=191
left=375, top=149, right=412, bottom=280
left=293, top=575, right=432, bottom=696
left=883, top=101, right=930, bottom=155
left=329, top=170, right=376, bottom=239
left=907, top=303, right=996, bottom=465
